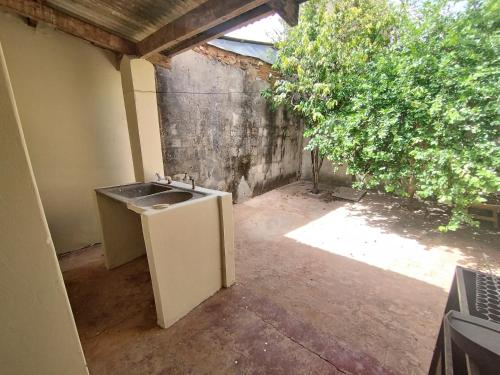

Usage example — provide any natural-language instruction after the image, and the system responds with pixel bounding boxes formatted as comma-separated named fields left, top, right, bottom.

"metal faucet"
left=155, top=172, right=172, bottom=184
left=182, top=172, right=195, bottom=189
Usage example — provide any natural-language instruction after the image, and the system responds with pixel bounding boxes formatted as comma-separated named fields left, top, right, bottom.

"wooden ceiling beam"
left=137, top=0, right=271, bottom=58
left=161, top=4, right=274, bottom=58
left=0, top=0, right=137, bottom=55
left=145, top=53, right=171, bottom=70
left=268, top=0, right=299, bottom=26
left=1, top=0, right=304, bottom=67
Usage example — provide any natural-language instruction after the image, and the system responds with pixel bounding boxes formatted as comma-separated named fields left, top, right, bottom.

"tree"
left=267, top=0, right=500, bottom=230
left=263, top=0, right=399, bottom=193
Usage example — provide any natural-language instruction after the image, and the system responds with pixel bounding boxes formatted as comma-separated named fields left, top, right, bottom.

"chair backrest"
left=445, top=310, right=500, bottom=375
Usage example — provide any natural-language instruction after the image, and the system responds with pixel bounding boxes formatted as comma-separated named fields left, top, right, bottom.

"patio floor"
left=60, top=181, right=500, bottom=374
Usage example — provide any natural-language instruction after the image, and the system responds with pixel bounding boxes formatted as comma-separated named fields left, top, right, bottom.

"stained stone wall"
left=155, top=46, right=304, bottom=203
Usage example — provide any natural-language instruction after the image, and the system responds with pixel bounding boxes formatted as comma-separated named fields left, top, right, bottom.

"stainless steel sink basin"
left=96, top=182, right=206, bottom=208
left=103, top=182, right=172, bottom=199
left=135, top=191, right=194, bottom=208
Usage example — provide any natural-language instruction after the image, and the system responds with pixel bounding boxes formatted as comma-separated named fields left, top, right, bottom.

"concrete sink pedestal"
left=95, top=181, right=235, bottom=328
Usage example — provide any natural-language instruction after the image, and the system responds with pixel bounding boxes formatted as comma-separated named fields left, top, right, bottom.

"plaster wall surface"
left=155, top=49, right=304, bottom=202
left=0, top=42, right=87, bottom=375
left=0, top=12, right=135, bottom=253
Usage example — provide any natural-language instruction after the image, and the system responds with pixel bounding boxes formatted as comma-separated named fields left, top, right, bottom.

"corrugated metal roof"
left=208, top=36, right=277, bottom=65
left=46, top=0, right=209, bottom=42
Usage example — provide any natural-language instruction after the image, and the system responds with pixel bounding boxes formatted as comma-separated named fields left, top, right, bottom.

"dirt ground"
left=60, top=181, right=500, bottom=375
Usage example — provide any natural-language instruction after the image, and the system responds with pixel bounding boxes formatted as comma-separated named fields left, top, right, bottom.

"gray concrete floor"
left=60, top=181, right=500, bottom=374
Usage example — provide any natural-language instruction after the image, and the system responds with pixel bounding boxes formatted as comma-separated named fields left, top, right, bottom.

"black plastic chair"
left=443, top=310, right=500, bottom=375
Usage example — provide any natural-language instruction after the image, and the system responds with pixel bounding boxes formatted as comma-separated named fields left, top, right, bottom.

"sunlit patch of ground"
left=235, top=181, right=499, bottom=373
left=286, top=205, right=473, bottom=289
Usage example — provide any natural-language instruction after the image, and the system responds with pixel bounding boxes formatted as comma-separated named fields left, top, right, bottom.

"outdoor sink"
left=95, top=180, right=235, bottom=329
left=95, top=181, right=206, bottom=208
left=134, top=191, right=194, bottom=208
left=101, top=182, right=172, bottom=200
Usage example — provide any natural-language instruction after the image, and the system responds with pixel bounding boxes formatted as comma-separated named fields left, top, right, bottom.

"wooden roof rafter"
left=138, top=0, right=272, bottom=58
left=0, top=0, right=302, bottom=67
left=160, top=4, right=275, bottom=58
left=0, top=0, right=138, bottom=55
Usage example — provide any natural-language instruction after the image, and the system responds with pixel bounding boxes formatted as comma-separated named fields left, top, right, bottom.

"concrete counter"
left=95, top=181, right=235, bottom=328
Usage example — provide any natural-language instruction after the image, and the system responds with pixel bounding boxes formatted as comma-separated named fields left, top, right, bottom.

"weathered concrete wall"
left=155, top=46, right=304, bottom=202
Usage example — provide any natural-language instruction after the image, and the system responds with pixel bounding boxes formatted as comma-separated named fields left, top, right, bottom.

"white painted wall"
left=0, top=12, right=135, bottom=253
left=0, top=42, right=88, bottom=375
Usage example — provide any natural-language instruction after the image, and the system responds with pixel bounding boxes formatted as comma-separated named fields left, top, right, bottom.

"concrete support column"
left=120, top=56, right=164, bottom=182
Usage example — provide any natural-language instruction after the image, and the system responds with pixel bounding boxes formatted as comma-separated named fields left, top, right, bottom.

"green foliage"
left=266, top=0, right=500, bottom=230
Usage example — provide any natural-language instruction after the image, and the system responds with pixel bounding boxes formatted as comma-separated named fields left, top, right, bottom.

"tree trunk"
left=311, top=147, right=323, bottom=194
left=406, top=174, right=417, bottom=209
